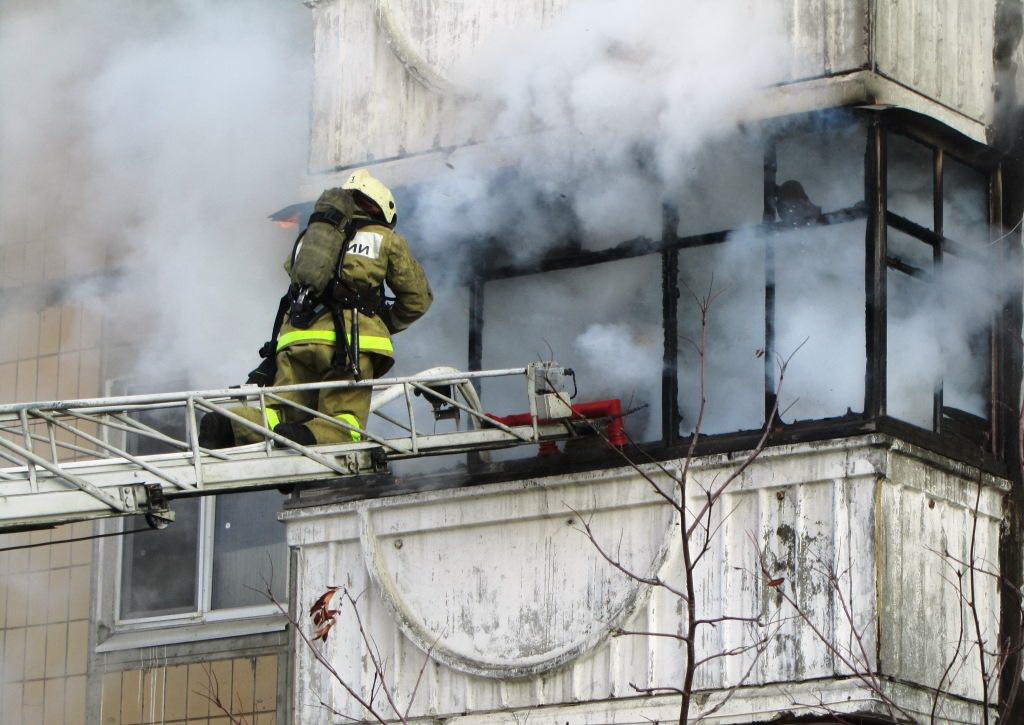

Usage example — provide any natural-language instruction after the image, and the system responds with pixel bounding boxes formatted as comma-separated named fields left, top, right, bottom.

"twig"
left=967, top=477, right=991, bottom=725
left=755, top=544, right=916, bottom=723
left=567, top=504, right=688, bottom=600
left=195, top=664, right=250, bottom=725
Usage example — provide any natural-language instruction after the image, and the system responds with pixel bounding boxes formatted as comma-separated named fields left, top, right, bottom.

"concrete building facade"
left=1, top=1, right=1023, bottom=723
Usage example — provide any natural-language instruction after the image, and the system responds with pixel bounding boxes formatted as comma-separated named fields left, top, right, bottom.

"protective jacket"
left=277, top=222, right=432, bottom=377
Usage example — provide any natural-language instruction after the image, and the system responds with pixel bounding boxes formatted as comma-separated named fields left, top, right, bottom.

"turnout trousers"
left=231, top=343, right=377, bottom=445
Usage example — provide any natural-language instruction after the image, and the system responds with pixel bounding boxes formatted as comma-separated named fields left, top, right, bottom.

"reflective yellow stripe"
left=335, top=413, right=362, bottom=441
left=355, top=336, right=393, bottom=354
left=276, top=330, right=393, bottom=355
left=277, top=330, right=334, bottom=349
left=265, top=407, right=280, bottom=430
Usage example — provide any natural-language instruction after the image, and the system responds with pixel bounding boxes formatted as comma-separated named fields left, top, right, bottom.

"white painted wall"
left=304, top=0, right=1000, bottom=175
left=283, top=435, right=1005, bottom=723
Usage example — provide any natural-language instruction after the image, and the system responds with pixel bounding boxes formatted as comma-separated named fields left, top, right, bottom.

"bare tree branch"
left=567, top=504, right=688, bottom=600
left=967, top=477, right=991, bottom=725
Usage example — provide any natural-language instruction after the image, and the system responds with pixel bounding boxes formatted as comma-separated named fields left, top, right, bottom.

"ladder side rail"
left=29, top=409, right=195, bottom=492
left=0, top=432, right=127, bottom=511
left=104, top=412, right=231, bottom=462
left=193, top=397, right=351, bottom=476
left=403, top=382, right=418, bottom=455
left=0, top=365, right=579, bottom=531
left=0, top=367, right=531, bottom=417
left=186, top=397, right=203, bottom=488
left=408, top=381, right=532, bottom=443
left=263, top=392, right=409, bottom=455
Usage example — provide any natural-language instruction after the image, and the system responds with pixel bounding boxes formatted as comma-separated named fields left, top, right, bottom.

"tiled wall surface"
left=0, top=522, right=93, bottom=724
left=0, top=243, right=106, bottom=723
left=0, top=251, right=285, bottom=722
left=99, top=656, right=279, bottom=724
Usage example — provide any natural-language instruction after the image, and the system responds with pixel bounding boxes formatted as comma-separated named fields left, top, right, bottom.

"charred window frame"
left=466, top=108, right=1016, bottom=473
left=870, top=113, right=1012, bottom=468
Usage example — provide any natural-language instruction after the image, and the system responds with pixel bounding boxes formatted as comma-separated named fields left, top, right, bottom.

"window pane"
left=211, top=491, right=288, bottom=609
left=940, top=254, right=990, bottom=419
left=676, top=131, right=764, bottom=238
left=482, top=255, right=663, bottom=445
left=776, top=118, right=865, bottom=217
left=940, top=157, right=990, bottom=421
left=120, top=497, right=200, bottom=619
left=888, top=228, right=935, bottom=272
left=774, top=220, right=866, bottom=420
left=678, top=235, right=765, bottom=434
left=887, top=263, right=938, bottom=429
left=887, top=133, right=934, bottom=230
left=943, top=156, right=987, bottom=245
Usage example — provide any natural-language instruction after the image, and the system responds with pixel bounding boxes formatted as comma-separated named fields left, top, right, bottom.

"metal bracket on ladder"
left=0, top=364, right=581, bottom=532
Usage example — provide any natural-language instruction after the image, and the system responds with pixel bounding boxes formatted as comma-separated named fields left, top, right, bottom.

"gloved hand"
left=246, top=354, right=277, bottom=387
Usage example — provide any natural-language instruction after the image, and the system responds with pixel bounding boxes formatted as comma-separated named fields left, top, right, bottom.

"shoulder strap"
left=308, top=207, right=349, bottom=229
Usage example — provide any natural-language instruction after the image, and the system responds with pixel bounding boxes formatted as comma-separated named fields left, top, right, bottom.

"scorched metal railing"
left=0, top=363, right=581, bottom=532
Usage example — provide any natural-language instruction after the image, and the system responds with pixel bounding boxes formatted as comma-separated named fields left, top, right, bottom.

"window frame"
left=465, top=108, right=1016, bottom=475
left=112, top=496, right=283, bottom=630
left=100, top=376, right=288, bottom=635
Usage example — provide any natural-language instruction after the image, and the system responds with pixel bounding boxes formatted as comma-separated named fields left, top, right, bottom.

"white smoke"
left=408, top=0, right=788, bottom=260
left=388, top=0, right=789, bottom=442
left=0, top=0, right=311, bottom=388
left=3, top=0, right=1008, bottom=451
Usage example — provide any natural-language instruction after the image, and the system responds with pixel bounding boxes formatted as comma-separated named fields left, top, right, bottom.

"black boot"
left=198, top=412, right=235, bottom=449
left=273, top=422, right=316, bottom=447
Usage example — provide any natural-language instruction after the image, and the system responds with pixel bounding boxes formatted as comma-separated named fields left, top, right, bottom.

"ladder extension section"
left=0, top=364, right=582, bottom=531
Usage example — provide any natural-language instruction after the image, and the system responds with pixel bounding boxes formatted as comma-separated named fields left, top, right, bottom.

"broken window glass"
left=887, top=133, right=934, bottom=230
left=776, top=117, right=866, bottom=217
left=886, top=230, right=938, bottom=429
left=940, top=159, right=991, bottom=422
left=940, top=157, right=990, bottom=425
left=677, top=234, right=765, bottom=434
left=943, top=156, right=988, bottom=246
left=483, top=255, right=663, bottom=446
left=773, top=220, right=866, bottom=421
left=675, top=130, right=764, bottom=238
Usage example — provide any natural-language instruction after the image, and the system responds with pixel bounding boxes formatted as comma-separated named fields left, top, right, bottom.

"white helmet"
left=341, top=168, right=397, bottom=225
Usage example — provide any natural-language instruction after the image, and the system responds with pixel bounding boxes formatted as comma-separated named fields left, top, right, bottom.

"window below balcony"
left=99, top=378, right=288, bottom=640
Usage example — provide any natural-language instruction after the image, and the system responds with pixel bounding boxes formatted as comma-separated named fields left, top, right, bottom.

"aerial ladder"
left=0, top=363, right=623, bottom=533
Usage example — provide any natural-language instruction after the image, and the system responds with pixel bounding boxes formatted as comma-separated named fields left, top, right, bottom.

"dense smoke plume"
left=397, top=0, right=1011, bottom=440
left=409, top=0, right=788, bottom=257
left=2, top=0, right=1012, bottom=448
left=392, top=0, right=790, bottom=440
left=0, top=0, right=311, bottom=387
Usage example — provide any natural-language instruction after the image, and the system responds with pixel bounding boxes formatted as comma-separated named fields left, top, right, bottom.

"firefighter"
left=201, top=169, right=432, bottom=447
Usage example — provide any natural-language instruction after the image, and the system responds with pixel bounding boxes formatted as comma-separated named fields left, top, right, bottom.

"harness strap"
left=308, top=208, right=349, bottom=229
left=327, top=301, right=362, bottom=379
